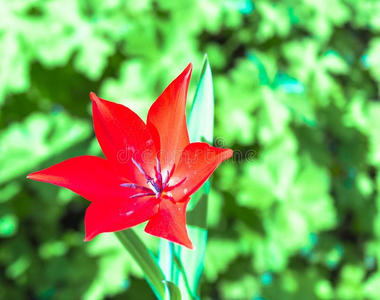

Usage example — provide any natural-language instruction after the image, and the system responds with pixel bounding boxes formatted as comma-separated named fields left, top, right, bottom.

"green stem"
left=170, top=242, right=175, bottom=281
left=114, top=230, right=166, bottom=300
left=173, top=253, right=197, bottom=299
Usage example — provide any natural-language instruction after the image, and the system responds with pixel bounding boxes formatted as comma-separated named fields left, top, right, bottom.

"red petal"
left=27, top=156, right=128, bottom=202
left=144, top=198, right=193, bottom=249
left=147, top=64, right=192, bottom=171
left=168, top=143, right=233, bottom=201
left=90, top=93, right=157, bottom=184
left=85, top=196, right=159, bottom=241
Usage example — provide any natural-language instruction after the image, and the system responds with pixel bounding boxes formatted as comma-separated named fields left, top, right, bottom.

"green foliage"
left=2, top=0, right=380, bottom=299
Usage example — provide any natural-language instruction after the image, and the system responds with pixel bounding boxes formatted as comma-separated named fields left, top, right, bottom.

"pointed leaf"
left=188, top=55, right=214, bottom=144
left=163, top=280, right=182, bottom=300
left=114, top=230, right=166, bottom=300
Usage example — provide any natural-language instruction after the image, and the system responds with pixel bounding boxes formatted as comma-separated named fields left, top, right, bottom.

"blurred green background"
left=1, top=0, right=380, bottom=299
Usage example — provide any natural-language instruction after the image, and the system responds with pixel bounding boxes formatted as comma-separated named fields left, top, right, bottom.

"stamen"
left=162, top=170, right=170, bottom=190
left=120, top=183, right=152, bottom=193
left=154, top=166, right=162, bottom=186
left=156, top=157, right=161, bottom=173
left=120, top=183, right=139, bottom=188
left=165, top=177, right=187, bottom=192
left=147, top=179, right=161, bottom=195
left=154, top=157, right=163, bottom=188
left=122, top=158, right=181, bottom=200
left=132, top=157, right=153, bottom=182
left=129, top=192, right=156, bottom=199
left=169, top=165, right=175, bottom=177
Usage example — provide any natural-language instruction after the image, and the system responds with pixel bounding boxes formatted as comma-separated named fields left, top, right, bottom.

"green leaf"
left=364, top=273, right=380, bottom=298
left=188, top=54, right=214, bottom=144
left=114, top=230, right=166, bottom=300
left=163, top=280, right=182, bottom=300
left=336, top=265, right=365, bottom=299
left=204, top=239, right=241, bottom=282
left=0, top=214, right=18, bottom=237
left=0, top=22, right=30, bottom=106
left=0, top=112, right=91, bottom=184
left=187, top=183, right=209, bottom=227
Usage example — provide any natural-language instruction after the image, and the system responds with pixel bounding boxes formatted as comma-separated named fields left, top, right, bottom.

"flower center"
left=120, top=157, right=185, bottom=200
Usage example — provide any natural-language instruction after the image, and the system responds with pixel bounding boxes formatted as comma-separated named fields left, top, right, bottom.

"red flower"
left=27, top=64, right=232, bottom=248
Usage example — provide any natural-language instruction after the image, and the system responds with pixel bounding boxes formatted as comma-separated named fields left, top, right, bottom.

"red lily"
left=27, top=64, right=232, bottom=248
